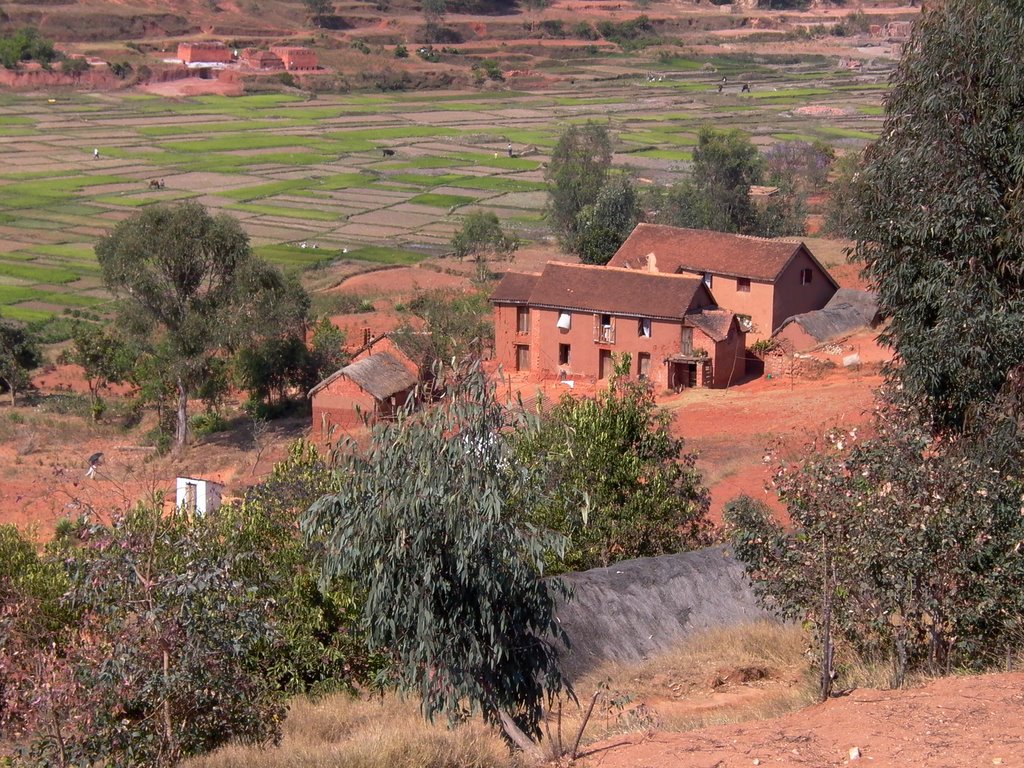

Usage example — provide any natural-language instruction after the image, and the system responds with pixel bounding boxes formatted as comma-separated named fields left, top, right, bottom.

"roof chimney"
left=645, top=252, right=658, bottom=272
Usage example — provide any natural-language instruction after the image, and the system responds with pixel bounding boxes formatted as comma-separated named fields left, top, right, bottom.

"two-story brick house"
left=492, top=262, right=747, bottom=390
left=607, top=224, right=839, bottom=342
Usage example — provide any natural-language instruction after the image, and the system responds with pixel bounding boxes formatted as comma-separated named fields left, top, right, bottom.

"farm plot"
left=0, top=53, right=889, bottom=332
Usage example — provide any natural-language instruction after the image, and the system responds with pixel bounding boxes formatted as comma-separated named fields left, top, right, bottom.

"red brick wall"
left=177, top=43, right=233, bottom=64
left=311, top=376, right=376, bottom=440
left=677, top=270, right=775, bottom=343
left=771, top=247, right=838, bottom=334
left=271, top=47, right=318, bottom=70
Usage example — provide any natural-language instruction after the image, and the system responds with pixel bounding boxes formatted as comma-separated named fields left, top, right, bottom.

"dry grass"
left=556, top=622, right=819, bottom=745
left=183, top=694, right=519, bottom=768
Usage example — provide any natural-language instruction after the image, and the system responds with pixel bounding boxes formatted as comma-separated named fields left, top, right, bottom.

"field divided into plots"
left=0, top=54, right=889, bottom=330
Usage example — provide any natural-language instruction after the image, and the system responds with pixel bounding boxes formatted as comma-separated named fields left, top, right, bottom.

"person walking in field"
left=93, top=147, right=99, bottom=159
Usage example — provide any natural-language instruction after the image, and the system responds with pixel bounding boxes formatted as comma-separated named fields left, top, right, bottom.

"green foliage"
left=726, top=391, right=1024, bottom=692
left=572, top=174, right=641, bottom=265
left=514, top=358, right=711, bottom=573
left=0, top=28, right=57, bottom=70
left=391, top=289, right=492, bottom=370
left=473, top=59, right=503, bottom=81
left=394, top=43, right=409, bottom=58
left=573, top=21, right=598, bottom=40
left=233, top=335, right=312, bottom=407
left=59, top=57, right=89, bottom=79
left=596, top=15, right=659, bottom=51
left=422, top=0, right=447, bottom=25
left=303, top=0, right=333, bottom=26
left=95, top=201, right=308, bottom=448
left=451, top=210, right=518, bottom=264
left=309, top=316, right=348, bottom=379
left=546, top=122, right=613, bottom=251
left=852, top=0, right=1024, bottom=432
left=58, top=324, right=135, bottom=419
left=304, top=365, right=569, bottom=744
left=0, top=320, right=41, bottom=405
left=10, top=507, right=287, bottom=766
left=108, top=60, right=133, bottom=79
left=690, top=125, right=765, bottom=233
left=832, top=10, right=871, bottom=37
left=822, top=152, right=861, bottom=237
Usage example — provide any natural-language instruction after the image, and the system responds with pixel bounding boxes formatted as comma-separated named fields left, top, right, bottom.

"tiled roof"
left=608, top=223, right=806, bottom=282
left=512, top=261, right=711, bottom=320
left=491, top=271, right=540, bottom=304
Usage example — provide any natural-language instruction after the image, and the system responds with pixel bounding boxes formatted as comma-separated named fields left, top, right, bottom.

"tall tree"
left=95, top=202, right=305, bottom=449
left=546, top=122, right=613, bottom=252
left=573, top=174, right=641, bottom=265
left=853, top=0, right=1024, bottom=432
left=304, top=365, right=568, bottom=754
left=0, top=320, right=40, bottom=405
left=690, top=125, right=765, bottom=234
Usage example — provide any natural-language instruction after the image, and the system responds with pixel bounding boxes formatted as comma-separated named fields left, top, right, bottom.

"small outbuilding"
left=241, top=48, right=284, bottom=70
left=309, top=350, right=418, bottom=438
left=772, top=288, right=880, bottom=352
left=175, top=476, right=224, bottom=517
left=270, top=46, right=319, bottom=71
left=177, top=42, right=233, bottom=65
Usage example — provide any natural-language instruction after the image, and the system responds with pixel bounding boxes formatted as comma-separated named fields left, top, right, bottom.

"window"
left=800, top=268, right=813, bottom=285
left=638, top=318, right=652, bottom=338
left=557, top=311, right=572, bottom=330
left=595, top=314, right=615, bottom=344
left=558, top=343, right=570, bottom=366
left=515, top=344, right=530, bottom=371
left=703, top=272, right=714, bottom=288
left=516, top=306, right=531, bottom=334
left=736, top=277, right=751, bottom=292
left=638, top=352, right=651, bottom=379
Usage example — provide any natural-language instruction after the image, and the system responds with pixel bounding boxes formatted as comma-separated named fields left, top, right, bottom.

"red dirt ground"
left=579, top=672, right=1024, bottom=768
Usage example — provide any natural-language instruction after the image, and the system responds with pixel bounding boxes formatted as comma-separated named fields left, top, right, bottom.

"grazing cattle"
left=381, top=148, right=396, bottom=157
left=148, top=179, right=165, bottom=190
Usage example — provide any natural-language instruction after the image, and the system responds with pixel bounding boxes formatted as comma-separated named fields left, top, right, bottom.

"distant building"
left=491, top=262, right=747, bottom=390
left=177, top=42, right=233, bottom=64
left=240, top=48, right=284, bottom=70
left=270, top=46, right=318, bottom=71
left=607, top=224, right=839, bottom=342
left=309, top=337, right=419, bottom=438
left=175, top=476, right=224, bottom=517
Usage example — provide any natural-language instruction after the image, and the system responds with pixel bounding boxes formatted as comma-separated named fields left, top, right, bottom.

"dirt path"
left=580, top=672, right=1024, bottom=768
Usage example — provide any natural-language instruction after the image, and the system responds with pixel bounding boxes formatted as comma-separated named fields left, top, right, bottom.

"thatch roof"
left=775, top=288, right=880, bottom=344
left=309, top=352, right=416, bottom=400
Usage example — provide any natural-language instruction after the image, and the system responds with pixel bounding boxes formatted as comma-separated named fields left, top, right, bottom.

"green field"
left=0, top=54, right=889, bottom=330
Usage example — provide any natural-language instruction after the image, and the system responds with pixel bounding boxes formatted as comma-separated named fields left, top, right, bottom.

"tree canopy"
left=853, top=0, right=1024, bottom=431
left=545, top=122, right=614, bottom=251
left=514, top=357, right=711, bottom=572
left=0, top=320, right=40, bottom=405
left=304, top=365, right=568, bottom=751
left=573, top=174, right=641, bottom=265
left=95, top=201, right=307, bottom=448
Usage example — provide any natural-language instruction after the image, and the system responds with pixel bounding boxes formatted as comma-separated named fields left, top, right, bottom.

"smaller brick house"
left=492, top=262, right=746, bottom=390
left=240, top=48, right=284, bottom=70
left=270, top=46, right=319, bottom=71
left=608, top=224, right=839, bottom=342
left=177, top=42, right=233, bottom=64
left=309, top=339, right=418, bottom=438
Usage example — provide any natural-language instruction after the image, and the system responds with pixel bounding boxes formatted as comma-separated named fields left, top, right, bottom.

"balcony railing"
left=595, top=326, right=615, bottom=344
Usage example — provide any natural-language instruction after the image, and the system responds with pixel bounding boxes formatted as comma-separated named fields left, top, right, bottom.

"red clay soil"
left=329, top=266, right=471, bottom=300
left=578, top=671, right=1024, bottom=768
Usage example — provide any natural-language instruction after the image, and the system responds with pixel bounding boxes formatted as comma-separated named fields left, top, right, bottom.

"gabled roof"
left=774, top=288, right=880, bottom=344
left=686, top=308, right=739, bottom=342
left=493, top=262, right=712, bottom=321
left=608, top=223, right=821, bottom=283
left=309, top=352, right=417, bottom=400
left=491, top=271, right=539, bottom=305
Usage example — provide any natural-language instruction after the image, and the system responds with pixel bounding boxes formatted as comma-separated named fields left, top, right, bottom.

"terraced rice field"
left=0, top=52, right=891, bottom=329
